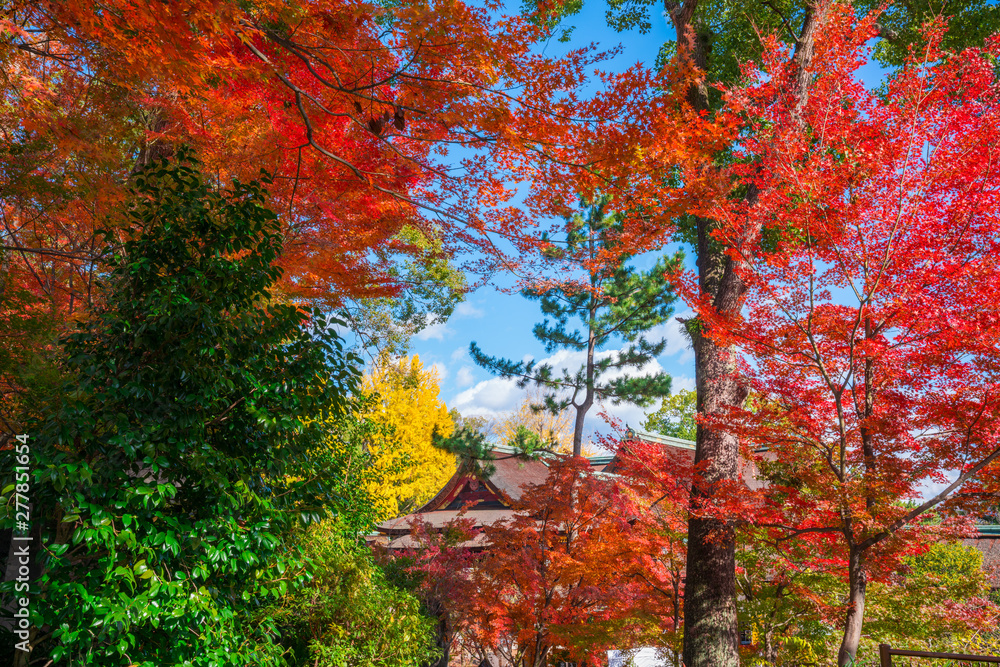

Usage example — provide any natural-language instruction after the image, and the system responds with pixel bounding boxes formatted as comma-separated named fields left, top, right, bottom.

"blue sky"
left=404, top=3, right=692, bottom=442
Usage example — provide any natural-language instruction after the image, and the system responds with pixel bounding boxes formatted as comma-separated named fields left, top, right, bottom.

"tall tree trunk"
left=572, top=295, right=598, bottom=457
left=837, top=547, right=868, bottom=666
left=682, top=322, right=743, bottom=667
left=664, top=1, right=826, bottom=663
left=572, top=397, right=589, bottom=457
left=673, top=572, right=683, bottom=666
left=833, top=318, right=875, bottom=667
left=666, top=0, right=743, bottom=662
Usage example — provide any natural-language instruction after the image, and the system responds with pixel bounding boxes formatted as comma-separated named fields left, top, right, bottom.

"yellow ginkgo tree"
left=360, top=355, right=457, bottom=518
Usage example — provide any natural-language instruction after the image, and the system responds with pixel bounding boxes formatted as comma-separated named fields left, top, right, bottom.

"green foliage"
left=906, top=540, right=986, bottom=596
left=736, top=538, right=997, bottom=663
left=448, top=408, right=490, bottom=437
left=735, top=537, right=839, bottom=665
left=0, top=264, right=64, bottom=437
left=505, top=424, right=558, bottom=455
left=432, top=423, right=548, bottom=479
left=592, top=0, right=1000, bottom=107
left=520, top=0, right=584, bottom=41
left=6, top=152, right=364, bottom=666
left=266, top=519, right=440, bottom=667
left=861, top=0, right=1000, bottom=68
left=642, top=389, right=697, bottom=441
left=311, top=396, right=395, bottom=534
left=864, top=541, right=991, bottom=648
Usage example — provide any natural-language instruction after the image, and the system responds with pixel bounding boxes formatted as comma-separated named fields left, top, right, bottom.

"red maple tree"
left=2, top=0, right=710, bottom=311
left=697, top=9, right=1000, bottom=664
left=401, top=453, right=689, bottom=667
left=2, top=0, right=725, bottom=437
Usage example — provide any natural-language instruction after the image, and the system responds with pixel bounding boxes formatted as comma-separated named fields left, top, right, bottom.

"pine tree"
left=470, top=197, right=682, bottom=457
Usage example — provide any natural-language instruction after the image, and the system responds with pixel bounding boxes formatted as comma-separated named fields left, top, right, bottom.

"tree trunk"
left=682, top=329, right=743, bottom=667
left=572, top=295, right=598, bottom=457
left=528, top=636, right=549, bottom=667
left=837, top=547, right=868, bottom=666
left=764, top=626, right=777, bottom=665
left=682, top=516, right=738, bottom=665
left=130, top=111, right=175, bottom=175
left=664, top=2, right=824, bottom=665
left=666, top=1, right=743, bottom=663
left=833, top=317, right=874, bottom=667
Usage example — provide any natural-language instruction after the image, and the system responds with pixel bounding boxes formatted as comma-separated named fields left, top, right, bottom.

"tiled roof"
left=375, top=436, right=698, bottom=544
left=964, top=526, right=1000, bottom=587
left=487, top=454, right=551, bottom=501
left=375, top=449, right=551, bottom=537
left=379, top=508, right=518, bottom=534
left=384, top=530, right=491, bottom=551
left=626, top=430, right=696, bottom=451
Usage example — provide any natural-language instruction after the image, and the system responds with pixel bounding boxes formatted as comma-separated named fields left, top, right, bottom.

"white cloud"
left=456, top=366, right=476, bottom=388
left=454, top=301, right=485, bottom=318
left=645, top=310, right=695, bottom=363
left=672, top=375, right=696, bottom=392
left=450, top=346, right=469, bottom=362
left=430, top=362, right=448, bottom=382
left=415, top=317, right=453, bottom=341
left=599, top=402, right=647, bottom=432
left=447, top=346, right=691, bottom=437
left=451, top=377, right=523, bottom=418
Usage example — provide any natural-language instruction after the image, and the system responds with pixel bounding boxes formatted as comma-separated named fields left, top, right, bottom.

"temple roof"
left=374, top=432, right=697, bottom=549
left=371, top=432, right=1000, bottom=589
left=375, top=446, right=560, bottom=546
left=963, top=525, right=1000, bottom=588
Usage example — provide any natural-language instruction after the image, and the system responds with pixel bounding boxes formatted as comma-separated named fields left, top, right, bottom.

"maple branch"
left=239, top=30, right=540, bottom=287
left=11, top=40, right=79, bottom=63
left=260, top=24, right=461, bottom=179
left=861, top=444, right=1000, bottom=551
left=0, top=245, right=100, bottom=261
left=798, top=278, right=849, bottom=482
left=393, top=71, right=605, bottom=125
left=262, top=25, right=432, bottom=105
left=630, top=570, right=679, bottom=599
left=288, top=145, right=304, bottom=217
left=757, top=524, right=840, bottom=541
left=761, top=0, right=798, bottom=42
left=874, top=23, right=900, bottom=41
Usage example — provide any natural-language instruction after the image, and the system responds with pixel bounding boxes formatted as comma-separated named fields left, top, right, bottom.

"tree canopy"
left=6, top=1, right=1000, bottom=665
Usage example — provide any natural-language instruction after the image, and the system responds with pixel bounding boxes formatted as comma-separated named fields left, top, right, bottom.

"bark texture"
left=669, top=0, right=744, bottom=663
left=571, top=296, right=598, bottom=458
left=681, top=301, right=746, bottom=667
left=837, top=548, right=868, bottom=667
